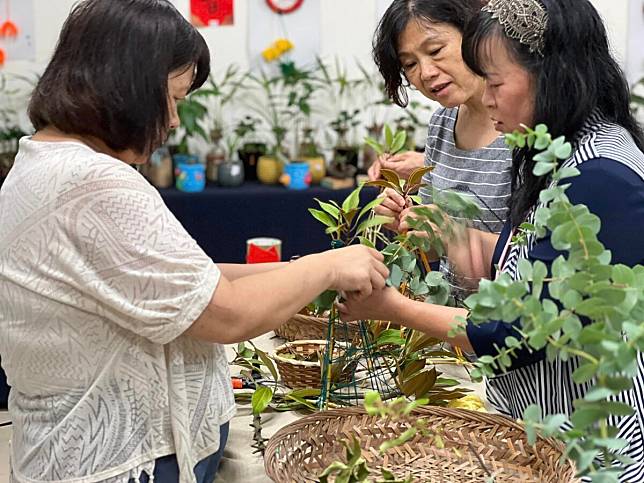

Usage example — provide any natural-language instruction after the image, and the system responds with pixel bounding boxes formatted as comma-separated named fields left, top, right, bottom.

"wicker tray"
left=264, top=407, right=578, bottom=482
left=274, top=313, right=362, bottom=342
left=272, top=340, right=357, bottom=390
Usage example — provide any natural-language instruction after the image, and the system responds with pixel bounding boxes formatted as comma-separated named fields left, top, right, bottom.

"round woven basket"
left=274, top=313, right=361, bottom=342
left=272, top=340, right=356, bottom=390
left=264, top=406, right=579, bottom=483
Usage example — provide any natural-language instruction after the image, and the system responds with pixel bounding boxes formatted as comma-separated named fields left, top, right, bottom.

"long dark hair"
left=373, top=0, right=484, bottom=107
left=462, top=0, right=644, bottom=226
left=29, top=0, right=210, bottom=156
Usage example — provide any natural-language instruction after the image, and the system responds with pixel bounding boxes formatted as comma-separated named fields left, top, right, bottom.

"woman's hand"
left=324, top=245, right=389, bottom=299
left=337, top=286, right=406, bottom=322
left=368, top=151, right=425, bottom=181
left=374, top=188, right=411, bottom=232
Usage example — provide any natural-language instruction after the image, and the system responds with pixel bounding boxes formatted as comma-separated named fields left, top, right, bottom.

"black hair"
left=462, top=0, right=644, bottom=226
left=28, top=0, right=210, bottom=155
left=372, top=0, right=485, bottom=107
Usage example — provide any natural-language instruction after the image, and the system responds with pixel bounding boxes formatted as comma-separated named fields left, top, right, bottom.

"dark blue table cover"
left=159, top=182, right=379, bottom=263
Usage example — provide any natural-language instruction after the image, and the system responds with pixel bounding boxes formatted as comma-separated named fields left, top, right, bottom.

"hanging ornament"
left=265, top=0, right=304, bottom=15
left=0, top=0, right=19, bottom=38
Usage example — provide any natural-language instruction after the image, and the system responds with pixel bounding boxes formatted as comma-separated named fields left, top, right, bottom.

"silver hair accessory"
left=483, top=0, right=548, bottom=57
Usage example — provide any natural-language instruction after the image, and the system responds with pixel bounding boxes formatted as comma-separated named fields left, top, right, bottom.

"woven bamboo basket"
left=264, top=407, right=579, bottom=483
left=272, top=340, right=357, bottom=390
left=274, top=313, right=362, bottom=342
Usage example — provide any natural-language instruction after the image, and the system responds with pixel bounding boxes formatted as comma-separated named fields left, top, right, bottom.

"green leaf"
left=554, top=139, right=572, bottom=159
left=533, top=161, right=556, bottom=176
left=388, top=264, right=404, bottom=287
left=612, top=265, right=634, bottom=285
left=390, top=130, right=407, bottom=154
left=314, top=199, right=341, bottom=220
left=342, top=186, right=363, bottom=213
left=251, top=385, right=273, bottom=415
left=254, top=347, right=279, bottom=383
left=357, top=196, right=385, bottom=221
left=376, top=329, right=406, bottom=346
left=385, top=124, right=393, bottom=148
left=584, top=387, right=614, bottom=402
left=570, top=407, right=604, bottom=429
left=309, top=208, right=336, bottom=228
left=357, top=236, right=376, bottom=248
left=572, top=363, right=598, bottom=384
left=356, top=215, right=394, bottom=235
left=364, top=136, right=384, bottom=155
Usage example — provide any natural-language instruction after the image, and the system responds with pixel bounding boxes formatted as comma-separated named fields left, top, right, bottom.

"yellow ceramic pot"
left=302, top=156, right=326, bottom=185
left=257, top=155, right=283, bottom=184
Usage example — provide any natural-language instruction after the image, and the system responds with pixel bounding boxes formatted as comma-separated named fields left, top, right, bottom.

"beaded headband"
left=482, top=0, right=548, bottom=57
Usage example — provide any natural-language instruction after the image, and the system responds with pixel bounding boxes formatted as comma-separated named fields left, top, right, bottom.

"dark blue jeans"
left=131, top=423, right=229, bottom=483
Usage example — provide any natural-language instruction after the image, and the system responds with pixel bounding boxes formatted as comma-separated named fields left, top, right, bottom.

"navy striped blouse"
left=467, top=114, right=644, bottom=481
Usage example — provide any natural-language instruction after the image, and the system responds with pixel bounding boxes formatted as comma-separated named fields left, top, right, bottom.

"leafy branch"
left=464, top=124, right=644, bottom=481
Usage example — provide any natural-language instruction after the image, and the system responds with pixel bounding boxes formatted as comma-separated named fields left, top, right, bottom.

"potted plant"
left=205, top=127, right=225, bottom=184
left=217, top=131, right=244, bottom=187
left=235, top=115, right=266, bottom=181
left=298, top=126, right=325, bottom=184
left=328, top=109, right=361, bottom=179
left=243, top=70, right=292, bottom=184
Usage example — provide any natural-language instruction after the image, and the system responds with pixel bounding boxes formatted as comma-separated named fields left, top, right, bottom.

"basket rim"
left=265, top=406, right=577, bottom=482
left=272, top=339, right=349, bottom=367
left=265, top=405, right=570, bottom=461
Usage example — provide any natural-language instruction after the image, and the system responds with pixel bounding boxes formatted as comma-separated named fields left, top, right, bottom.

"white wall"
left=2, top=0, right=635, bottom=77
left=0, top=0, right=640, bottom=136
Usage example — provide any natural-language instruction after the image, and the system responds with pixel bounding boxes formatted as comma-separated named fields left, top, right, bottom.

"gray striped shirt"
left=418, top=107, right=512, bottom=303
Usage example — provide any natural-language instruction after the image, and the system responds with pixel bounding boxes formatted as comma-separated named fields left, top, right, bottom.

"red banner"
left=190, top=0, right=234, bottom=27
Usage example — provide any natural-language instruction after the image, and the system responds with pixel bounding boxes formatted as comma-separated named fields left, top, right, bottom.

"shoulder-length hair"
left=28, top=0, right=210, bottom=156
left=373, top=0, right=485, bottom=107
left=462, top=0, right=644, bottom=225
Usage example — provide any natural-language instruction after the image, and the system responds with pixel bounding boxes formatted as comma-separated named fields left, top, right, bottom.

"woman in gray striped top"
left=371, top=0, right=512, bottom=304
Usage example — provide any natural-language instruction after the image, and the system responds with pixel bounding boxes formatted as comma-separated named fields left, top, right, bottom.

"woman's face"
left=118, top=67, right=193, bottom=165
left=398, top=19, right=482, bottom=107
left=167, top=66, right=194, bottom=132
left=480, top=37, right=535, bottom=133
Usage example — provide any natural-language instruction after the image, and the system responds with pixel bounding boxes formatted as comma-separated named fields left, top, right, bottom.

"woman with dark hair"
left=343, top=0, right=644, bottom=478
left=370, top=0, right=513, bottom=304
left=0, top=1, right=388, bottom=482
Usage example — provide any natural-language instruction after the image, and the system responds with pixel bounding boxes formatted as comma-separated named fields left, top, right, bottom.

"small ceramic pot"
left=281, top=162, right=311, bottom=190
left=174, top=158, right=205, bottom=192
left=257, top=155, right=282, bottom=184
left=218, top=160, right=245, bottom=187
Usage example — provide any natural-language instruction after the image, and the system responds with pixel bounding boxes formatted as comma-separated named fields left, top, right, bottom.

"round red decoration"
left=265, top=0, right=304, bottom=14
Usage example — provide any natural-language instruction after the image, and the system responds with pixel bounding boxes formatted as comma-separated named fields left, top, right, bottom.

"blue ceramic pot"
left=174, top=159, right=205, bottom=192
left=282, top=162, right=311, bottom=190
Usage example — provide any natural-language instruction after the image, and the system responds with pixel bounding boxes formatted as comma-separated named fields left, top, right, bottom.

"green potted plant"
left=298, top=126, right=325, bottom=184
left=217, top=131, right=244, bottom=187
left=243, top=70, right=291, bottom=184
left=328, top=109, right=361, bottom=179
left=235, top=115, right=266, bottom=181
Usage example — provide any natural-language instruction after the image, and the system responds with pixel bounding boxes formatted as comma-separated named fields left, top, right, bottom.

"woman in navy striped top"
left=342, top=0, right=644, bottom=479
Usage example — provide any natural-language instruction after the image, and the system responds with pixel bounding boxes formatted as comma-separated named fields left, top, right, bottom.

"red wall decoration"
left=190, top=0, right=234, bottom=27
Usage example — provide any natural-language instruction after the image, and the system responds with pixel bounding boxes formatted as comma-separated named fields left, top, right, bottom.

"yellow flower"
left=275, top=38, right=294, bottom=54
left=447, top=395, right=487, bottom=412
left=262, top=47, right=280, bottom=62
